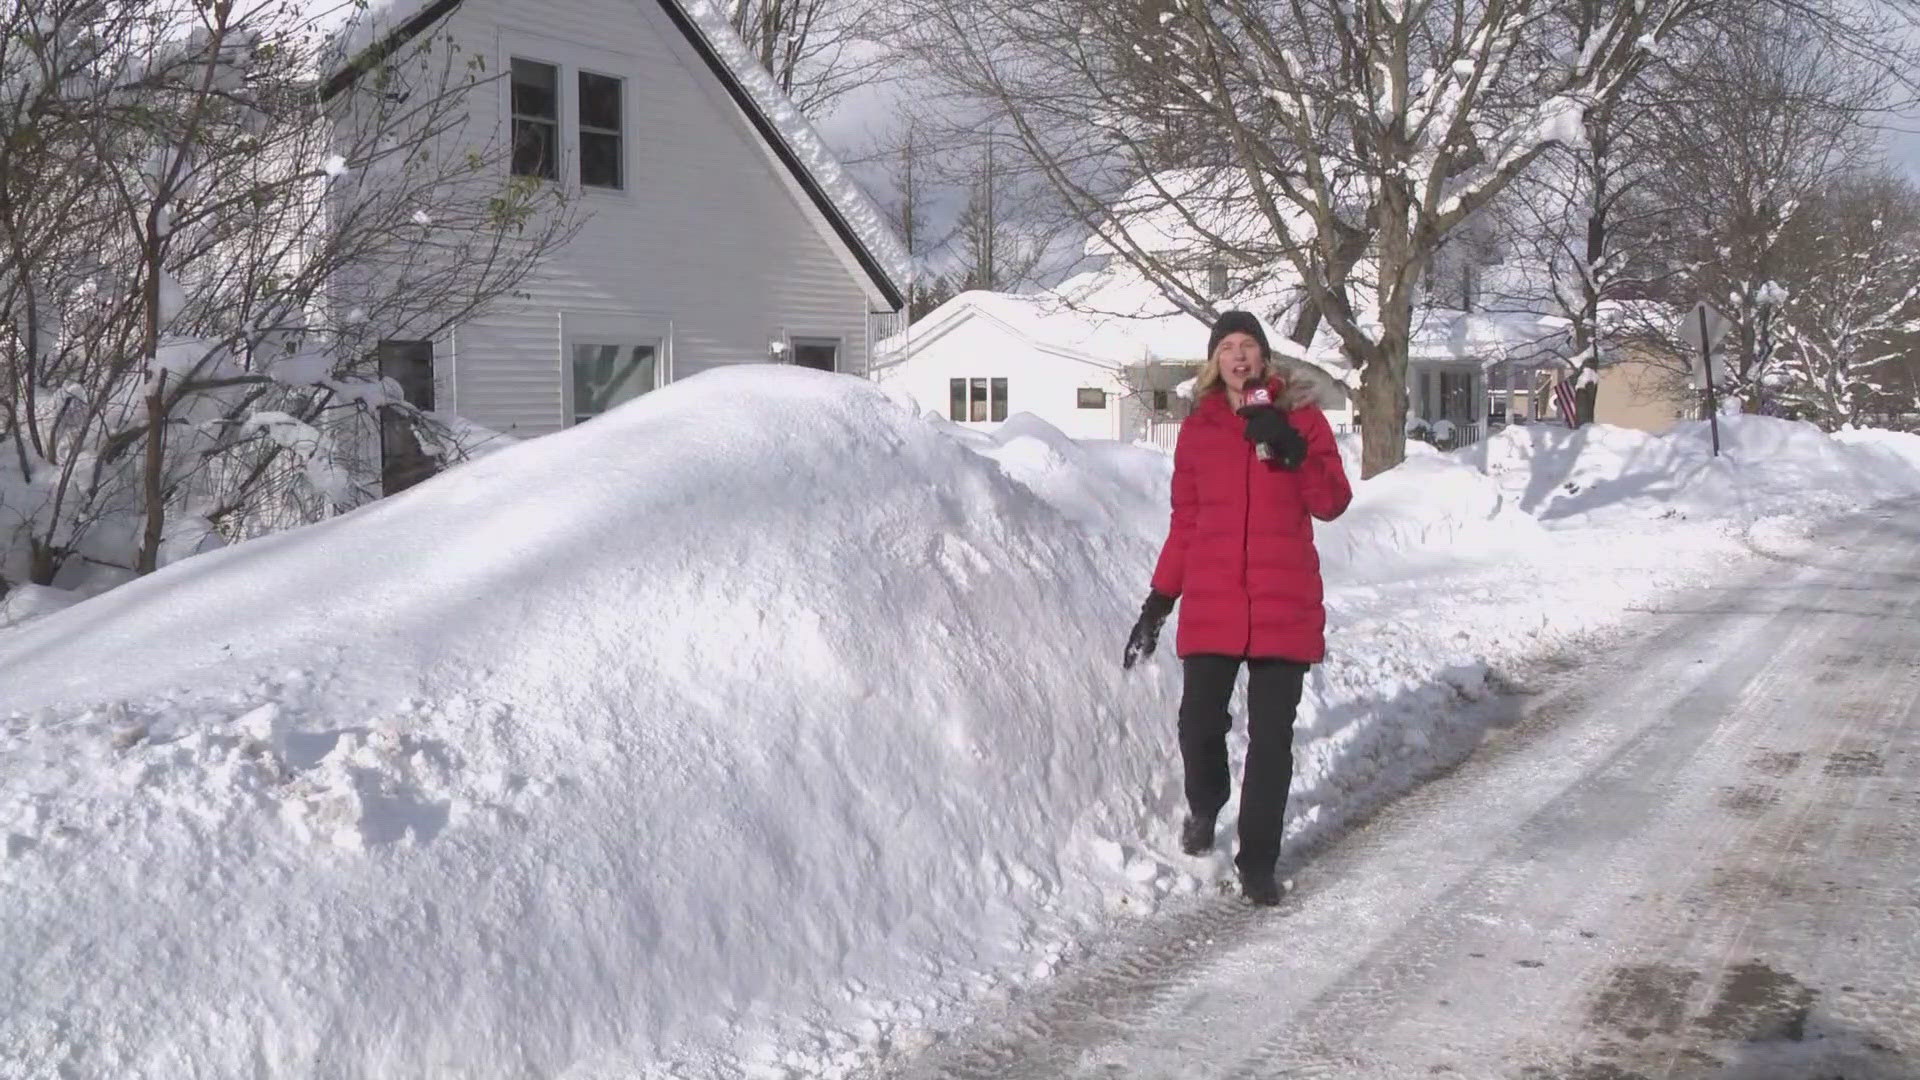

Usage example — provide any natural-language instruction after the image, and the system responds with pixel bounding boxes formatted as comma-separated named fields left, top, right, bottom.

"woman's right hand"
left=1123, top=591, right=1176, bottom=669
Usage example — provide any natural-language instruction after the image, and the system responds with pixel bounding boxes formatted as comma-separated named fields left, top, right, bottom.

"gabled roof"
left=317, top=0, right=907, bottom=311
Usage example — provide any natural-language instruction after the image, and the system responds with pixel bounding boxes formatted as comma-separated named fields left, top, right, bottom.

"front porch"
left=1407, top=359, right=1562, bottom=450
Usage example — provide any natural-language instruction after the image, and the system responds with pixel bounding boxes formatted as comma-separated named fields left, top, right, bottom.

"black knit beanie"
left=1207, top=310, right=1271, bottom=361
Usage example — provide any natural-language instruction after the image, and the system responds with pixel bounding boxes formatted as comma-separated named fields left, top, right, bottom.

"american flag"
left=1554, top=376, right=1579, bottom=427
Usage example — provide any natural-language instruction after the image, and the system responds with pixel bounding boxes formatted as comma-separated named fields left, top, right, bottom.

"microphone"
left=1237, top=383, right=1276, bottom=461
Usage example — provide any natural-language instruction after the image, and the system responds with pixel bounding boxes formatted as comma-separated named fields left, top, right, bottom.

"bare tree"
left=1628, top=9, right=1894, bottom=415
left=902, top=0, right=1731, bottom=478
left=0, top=0, right=576, bottom=596
left=724, top=0, right=894, bottom=117
left=1770, top=172, right=1920, bottom=428
left=945, top=132, right=1066, bottom=293
left=1482, top=12, right=1695, bottom=426
left=860, top=107, right=964, bottom=319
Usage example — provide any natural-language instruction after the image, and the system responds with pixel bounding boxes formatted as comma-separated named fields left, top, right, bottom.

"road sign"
left=1681, top=302, right=1731, bottom=391
left=1680, top=301, right=1729, bottom=457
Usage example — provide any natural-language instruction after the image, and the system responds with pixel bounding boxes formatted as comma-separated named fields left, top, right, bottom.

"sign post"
left=1681, top=301, right=1731, bottom=458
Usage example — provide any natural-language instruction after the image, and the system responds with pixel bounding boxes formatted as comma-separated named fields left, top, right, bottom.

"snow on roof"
left=313, top=0, right=908, bottom=306
left=674, top=0, right=909, bottom=302
left=880, top=278, right=1209, bottom=370
left=881, top=257, right=1340, bottom=375
left=1300, top=306, right=1572, bottom=369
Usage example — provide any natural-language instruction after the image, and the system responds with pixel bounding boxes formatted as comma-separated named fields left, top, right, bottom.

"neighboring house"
left=1589, top=349, right=1693, bottom=433
left=872, top=173, right=1342, bottom=447
left=875, top=167, right=1694, bottom=453
left=870, top=271, right=1215, bottom=445
left=324, top=0, right=906, bottom=489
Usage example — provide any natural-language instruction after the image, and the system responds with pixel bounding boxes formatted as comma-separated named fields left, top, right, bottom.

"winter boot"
left=1241, top=869, right=1283, bottom=907
left=1180, top=815, right=1216, bottom=857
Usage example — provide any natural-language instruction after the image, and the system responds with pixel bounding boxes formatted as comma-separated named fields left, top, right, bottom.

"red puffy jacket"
left=1150, top=365, right=1353, bottom=662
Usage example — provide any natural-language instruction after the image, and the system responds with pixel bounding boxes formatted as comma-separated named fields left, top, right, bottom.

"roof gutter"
left=647, top=0, right=905, bottom=312
left=318, top=0, right=467, bottom=104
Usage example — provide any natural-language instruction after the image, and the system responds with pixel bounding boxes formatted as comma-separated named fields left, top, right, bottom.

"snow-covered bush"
left=0, top=0, right=577, bottom=597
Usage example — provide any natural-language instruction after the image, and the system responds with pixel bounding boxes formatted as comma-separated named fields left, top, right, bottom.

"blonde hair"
left=1192, top=343, right=1268, bottom=397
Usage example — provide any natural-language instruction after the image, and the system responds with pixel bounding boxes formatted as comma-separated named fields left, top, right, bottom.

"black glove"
left=1123, top=591, right=1176, bottom=669
left=1243, top=410, right=1307, bottom=470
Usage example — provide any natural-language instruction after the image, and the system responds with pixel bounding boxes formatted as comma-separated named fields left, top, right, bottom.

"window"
left=578, top=71, right=623, bottom=189
left=1207, top=262, right=1229, bottom=299
left=1077, top=387, right=1106, bottom=409
left=791, top=337, right=839, bottom=372
left=511, top=59, right=559, bottom=180
left=1438, top=369, right=1477, bottom=423
left=1151, top=389, right=1171, bottom=412
left=948, top=377, right=1008, bottom=422
left=571, top=342, right=658, bottom=423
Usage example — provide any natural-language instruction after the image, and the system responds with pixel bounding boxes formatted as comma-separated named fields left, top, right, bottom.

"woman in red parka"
left=1123, top=310, right=1352, bottom=906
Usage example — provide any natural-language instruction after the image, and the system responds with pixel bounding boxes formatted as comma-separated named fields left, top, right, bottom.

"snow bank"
left=0, top=368, right=1188, bottom=1080
left=1478, top=415, right=1920, bottom=524
left=6, top=382, right=1919, bottom=1079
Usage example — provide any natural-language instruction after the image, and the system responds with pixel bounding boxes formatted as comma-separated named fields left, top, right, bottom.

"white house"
left=871, top=273, right=1220, bottom=444
left=323, top=0, right=906, bottom=486
left=873, top=169, right=1336, bottom=445
left=872, top=165, right=1668, bottom=452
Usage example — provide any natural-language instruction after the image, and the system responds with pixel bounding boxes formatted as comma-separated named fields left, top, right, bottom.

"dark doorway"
left=378, top=340, right=438, bottom=496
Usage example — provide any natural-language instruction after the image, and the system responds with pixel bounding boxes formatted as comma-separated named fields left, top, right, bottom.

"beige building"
left=1593, top=353, right=1694, bottom=433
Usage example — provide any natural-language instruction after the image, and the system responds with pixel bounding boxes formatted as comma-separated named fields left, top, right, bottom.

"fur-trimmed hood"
left=1268, top=358, right=1343, bottom=411
left=1199, top=358, right=1343, bottom=412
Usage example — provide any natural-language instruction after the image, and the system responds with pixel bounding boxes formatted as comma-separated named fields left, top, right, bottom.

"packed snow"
left=5, top=367, right=1920, bottom=1079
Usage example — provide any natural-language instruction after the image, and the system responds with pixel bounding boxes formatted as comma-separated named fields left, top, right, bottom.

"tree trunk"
left=1288, top=227, right=1368, bottom=351
left=1576, top=380, right=1600, bottom=426
left=136, top=228, right=167, bottom=576
left=136, top=376, right=167, bottom=575
left=28, top=537, right=57, bottom=587
left=1357, top=347, right=1408, bottom=479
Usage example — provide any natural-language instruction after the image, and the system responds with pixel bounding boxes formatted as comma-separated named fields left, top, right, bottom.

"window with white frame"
left=1077, top=387, right=1106, bottom=409
left=948, top=377, right=1007, bottom=422
left=511, top=58, right=559, bottom=180
left=578, top=70, right=624, bottom=189
left=570, top=342, right=658, bottom=424
left=509, top=55, right=627, bottom=190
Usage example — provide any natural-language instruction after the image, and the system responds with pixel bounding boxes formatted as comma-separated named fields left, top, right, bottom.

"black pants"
left=1179, top=654, right=1308, bottom=876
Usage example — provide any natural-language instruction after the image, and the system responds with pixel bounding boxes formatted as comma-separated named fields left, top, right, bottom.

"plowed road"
left=875, top=507, right=1920, bottom=1080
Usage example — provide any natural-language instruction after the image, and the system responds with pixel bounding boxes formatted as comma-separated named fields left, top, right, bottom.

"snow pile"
left=0, top=368, right=1186, bottom=1080
left=1478, top=414, right=1920, bottom=524
left=5, top=376, right=1919, bottom=1079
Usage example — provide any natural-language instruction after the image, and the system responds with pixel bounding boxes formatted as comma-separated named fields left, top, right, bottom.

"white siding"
left=873, top=315, right=1132, bottom=442
left=428, top=0, right=882, bottom=436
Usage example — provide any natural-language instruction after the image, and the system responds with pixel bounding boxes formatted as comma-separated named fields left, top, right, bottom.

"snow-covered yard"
left=4, top=367, right=1919, bottom=1079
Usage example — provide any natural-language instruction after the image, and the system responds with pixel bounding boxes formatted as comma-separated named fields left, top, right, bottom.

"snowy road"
left=871, top=506, right=1920, bottom=1080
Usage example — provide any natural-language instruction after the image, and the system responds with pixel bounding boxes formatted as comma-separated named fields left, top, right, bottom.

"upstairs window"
left=1077, top=387, right=1106, bottom=409
left=578, top=71, right=624, bottom=189
left=511, top=59, right=559, bottom=180
left=1207, top=262, right=1229, bottom=298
